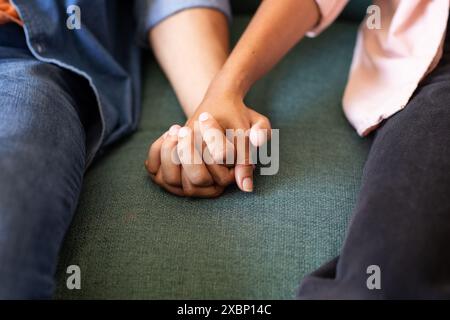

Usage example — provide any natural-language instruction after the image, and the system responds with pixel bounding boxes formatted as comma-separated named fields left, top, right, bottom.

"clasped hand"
left=145, top=97, right=271, bottom=198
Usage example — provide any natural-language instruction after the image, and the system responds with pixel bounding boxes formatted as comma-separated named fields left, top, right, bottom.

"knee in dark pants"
left=298, top=75, right=450, bottom=299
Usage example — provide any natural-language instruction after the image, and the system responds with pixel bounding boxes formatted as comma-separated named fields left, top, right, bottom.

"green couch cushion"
left=231, top=0, right=372, bottom=22
left=230, top=0, right=261, bottom=15
left=340, top=0, right=371, bottom=21
left=55, top=15, right=371, bottom=299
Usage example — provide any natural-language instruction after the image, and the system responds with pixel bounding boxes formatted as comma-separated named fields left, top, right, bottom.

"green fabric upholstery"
left=54, top=12, right=372, bottom=299
left=341, top=0, right=372, bottom=21
left=230, top=0, right=261, bottom=14
left=230, top=0, right=372, bottom=21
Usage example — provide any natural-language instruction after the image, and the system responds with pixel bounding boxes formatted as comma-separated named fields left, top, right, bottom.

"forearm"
left=208, top=0, right=320, bottom=99
left=149, top=8, right=229, bottom=118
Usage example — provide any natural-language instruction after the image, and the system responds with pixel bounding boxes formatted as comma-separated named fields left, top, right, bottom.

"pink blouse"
left=307, top=0, right=450, bottom=136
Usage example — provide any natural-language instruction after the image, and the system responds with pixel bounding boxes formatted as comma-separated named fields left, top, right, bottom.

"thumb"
left=233, top=127, right=254, bottom=192
left=248, top=109, right=272, bottom=147
left=235, top=164, right=254, bottom=192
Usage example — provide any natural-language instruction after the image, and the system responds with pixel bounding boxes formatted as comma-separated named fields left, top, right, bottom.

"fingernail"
left=250, top=128, right=266, bottom=146
left=242, top=177, right=253, bottom=192
left=169, top=125, right=180, bottom=136
left=199, top=112, right=209, bottom=122
left=178, top=127, right=190, bottom=138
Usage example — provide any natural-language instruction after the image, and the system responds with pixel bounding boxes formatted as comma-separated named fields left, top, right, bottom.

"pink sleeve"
left=306, top=0, right=349, bottom=37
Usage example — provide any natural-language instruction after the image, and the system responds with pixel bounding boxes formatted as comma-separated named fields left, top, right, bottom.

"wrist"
left=182, top=102, right=198, bottom=119
left=183, top=68, right=246, bottom=118
left=205, top=65, right=250, bottom=102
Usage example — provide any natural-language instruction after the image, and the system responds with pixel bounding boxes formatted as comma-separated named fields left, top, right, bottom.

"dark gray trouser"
left=297, top=26, right=450, bottom=300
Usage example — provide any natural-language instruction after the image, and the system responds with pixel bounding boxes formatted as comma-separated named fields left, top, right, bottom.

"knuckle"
left=211, top=186, right=225, bottom=198
left=178, top=148, right=193, bottom=164
left=213, top=150, right=226, bottom=164
left=161, top=141, right=176, bottom=154
left=261, top=114, right=271, bottom=126
left=183, top=185, right=196, bottom=197
left=216, top=174, right=232, bottom=187
left=146, top=164, right=157, bottom=175
left=190, top=171, right=211, bottom=186
left=163, top=174, right=180, bottom=187
left=154, top=173, right=164, bottom=186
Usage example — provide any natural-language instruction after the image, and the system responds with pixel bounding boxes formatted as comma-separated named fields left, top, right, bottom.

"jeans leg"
left=0, top=50, right=88, bottom=299
left=297, top=52, right=450, bottom=299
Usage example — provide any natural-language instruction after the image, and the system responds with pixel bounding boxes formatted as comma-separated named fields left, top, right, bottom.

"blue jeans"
left=0, top=24, right=95, bottom=298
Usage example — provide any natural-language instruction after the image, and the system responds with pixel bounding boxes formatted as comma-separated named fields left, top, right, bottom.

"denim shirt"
left=11, top=0, right=231, bottom=163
